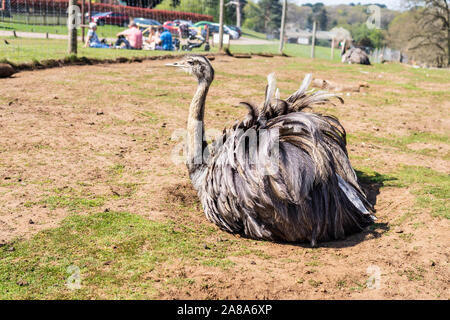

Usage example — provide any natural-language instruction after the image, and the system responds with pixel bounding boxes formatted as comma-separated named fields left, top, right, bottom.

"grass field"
left=0, top=53, right=449, bottom=299
left=0, top=37, right=190, bottom=63
left=0, top=33, right=340, bottom=64
left=240, top=27, right=270, bottom=40
left=231, top=43, right=340, bottom=60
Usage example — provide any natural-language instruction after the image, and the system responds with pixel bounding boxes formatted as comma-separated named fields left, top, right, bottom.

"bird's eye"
left=187, top=60, right=194, bottom=65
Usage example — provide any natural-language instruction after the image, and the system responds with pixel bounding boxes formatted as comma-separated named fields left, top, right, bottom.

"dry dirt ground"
left=0, top=55, right=448, bottom=299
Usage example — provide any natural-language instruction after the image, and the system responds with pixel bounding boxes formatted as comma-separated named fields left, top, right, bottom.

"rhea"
left=166, top=55, right=375, bottom=246
left=342, top=47, right=371, bottom=65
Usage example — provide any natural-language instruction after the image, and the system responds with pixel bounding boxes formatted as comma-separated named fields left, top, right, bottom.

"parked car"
left=227, top=25, right=242, bottom=37
left=206, top=24, right=220, bottom=35
left=193, top=21, right=239, bottom=39
left=91, top=12, right=129, bottom=27
left=210, top=23, right=239, bottom=39
left=162, top=21, right=180, bottom=34
left=194, top=21, right=218, bottom=36
left=163, top=21, right=198, bottom=37
left=173, top=19, right=194, bottom=27
left=193, top=21, right=213, bottom=28
left=224, top=25, right=240, bottom=39
left=84, top=12, right=101, bottom=20
left=134, top=18, right=162, bottom=37
left=133, top=18, right=161, bottom=26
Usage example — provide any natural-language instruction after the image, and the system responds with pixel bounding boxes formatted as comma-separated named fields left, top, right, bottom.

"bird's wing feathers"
left=197, top=73, right=374, bottom=242
left=265, top=72, right=277, bottom=108
left=286, top=73, right=313, bottom=103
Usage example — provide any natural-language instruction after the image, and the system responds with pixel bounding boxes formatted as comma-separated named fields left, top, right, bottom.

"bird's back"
left=191, top=75, right=375, bottom=245
left=343, top=48, right=371, bottom=65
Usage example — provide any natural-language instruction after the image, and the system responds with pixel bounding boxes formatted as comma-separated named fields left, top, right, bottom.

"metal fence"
left=370, top=47, right=407, bottom=64
left=0, top=0, right=215, bottom=63
left=1, top=1, right=213, bottom=25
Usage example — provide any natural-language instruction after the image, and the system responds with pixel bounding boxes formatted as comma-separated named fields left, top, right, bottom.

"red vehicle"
left=162, top=21, right=180, bottom=35
left=91, top=12, right=129, bottom=27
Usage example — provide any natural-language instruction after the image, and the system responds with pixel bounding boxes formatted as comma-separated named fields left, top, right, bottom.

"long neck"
left=186, top=79, right=210, bottom=175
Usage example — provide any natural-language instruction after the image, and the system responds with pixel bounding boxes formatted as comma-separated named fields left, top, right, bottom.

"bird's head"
left=165, top=55, right=214, bottom=84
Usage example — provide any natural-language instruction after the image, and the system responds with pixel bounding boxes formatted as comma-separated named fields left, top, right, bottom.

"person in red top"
left=115, top=21, right=143, bottom=50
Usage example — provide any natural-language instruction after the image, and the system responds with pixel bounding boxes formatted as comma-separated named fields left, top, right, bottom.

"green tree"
left=223, top=0, right=247, bottom=26
left=317, top=7, right=328, bottom=30
left=306, top=3, right=328, bottom=30
left=258, top=0, right=282, bottom=34
left=243, top=0, right=265, bottom=32
left=350, top=23, right=384, bottom=48
left=242, top=0, right=282, bottom=34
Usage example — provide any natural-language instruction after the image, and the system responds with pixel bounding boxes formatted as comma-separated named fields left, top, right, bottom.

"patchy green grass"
left=24, top=186, right=106, bottom=212
left=355, top=168, right=398, bottom=186
left=308, top=279, right=322, bottom=287
left=240, top=27, right=270, bottom=40
left=399, top=266, right=426, bottom=281
left=0, top=211, right=247, bottom=299
left=230, top=43, right=341, bottom=61
left=336, top=279, right=347, bottom=289
left=356, top=164, right=449, bottom=220
left=349, top=131, right=450, bottom=160
left=40, top=195, right=105, bottom=211
left=0, top=36, right=201, bottom=64
left=109, top=164, right=125, bottom=176
left=391, top=166, right=449, bottom=219
left=201, top=258, right=235, bottom=269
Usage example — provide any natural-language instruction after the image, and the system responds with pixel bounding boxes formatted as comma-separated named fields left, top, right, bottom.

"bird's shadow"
left=274, top=169, right=396, bottom=249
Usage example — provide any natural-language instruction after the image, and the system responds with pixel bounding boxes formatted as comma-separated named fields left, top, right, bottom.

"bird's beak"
left=165, top=62, right=184, bottom=68
left=165, top=61, right=191, bottom=74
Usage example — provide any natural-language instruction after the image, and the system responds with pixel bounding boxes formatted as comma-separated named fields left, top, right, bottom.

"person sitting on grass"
left=115, top=21, right=143, bottom=50
left=84, top=22, right=110, bottom=48
left=155, top=26, right=173, bottom=51
left=143, top=27, right=158, bottom=50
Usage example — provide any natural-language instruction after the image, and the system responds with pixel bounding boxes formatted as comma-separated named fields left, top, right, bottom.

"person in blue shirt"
left=84, top=23, right=110, bottom=49
left=156, top=27, right=173, bottom=51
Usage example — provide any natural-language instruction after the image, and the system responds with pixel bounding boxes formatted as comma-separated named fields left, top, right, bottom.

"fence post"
left=310, top=20, right=316, bottom=59
left=68, top=0, right=77, bottom=55
left=81, top=0, right=85, bottom=43
left=88, top=0, right=91, bottom=24
left=236, top=0, right=241, bottom=28
left=205, top=25, right=210, bottom=47
left=330, top=36, right=335, bottom=60
left=218, top=0, right=224, bottom=51
left=279, top=0, right=287, bottom=54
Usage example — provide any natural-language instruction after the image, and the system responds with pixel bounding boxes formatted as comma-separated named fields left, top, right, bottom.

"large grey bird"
left=342, top=47, right=371, bottom=65
left=166, top=55, right=375, bottom=246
